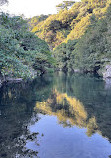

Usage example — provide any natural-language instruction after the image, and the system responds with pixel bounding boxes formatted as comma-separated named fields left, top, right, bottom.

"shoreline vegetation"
left=0, top=13, right=55, bottom=87
left=0, top=0, right=111, bottom=87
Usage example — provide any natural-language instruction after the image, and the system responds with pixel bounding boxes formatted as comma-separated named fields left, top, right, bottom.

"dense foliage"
left=53, top=40, right=77, bottom=72
left=29, top=0, right=110, bottom=49
left=54, top=4, right=111, bottom=74
left=0, top=13, right=54, bottom=80
left=25, top=0, right=111, bottom=76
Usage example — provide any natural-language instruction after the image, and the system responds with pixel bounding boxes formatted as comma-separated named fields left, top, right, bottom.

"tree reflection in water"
left=0, top=73, right=111, bottom=158
left=35, top=89, right=98, bottom=137
left=0, top=75, right=53, bottom=158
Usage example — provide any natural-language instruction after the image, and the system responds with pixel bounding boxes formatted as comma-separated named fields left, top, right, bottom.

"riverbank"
left=1, top=64, right=111, bottom=88
left=0, top=77, right=23, bottom=88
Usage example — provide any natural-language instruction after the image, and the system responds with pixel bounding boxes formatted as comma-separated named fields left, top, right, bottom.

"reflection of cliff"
left=35, top=89, right=98, bottom=136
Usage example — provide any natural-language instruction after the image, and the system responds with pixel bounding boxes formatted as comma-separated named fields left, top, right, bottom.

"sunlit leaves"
left=29, top=0, right=110, bottom=49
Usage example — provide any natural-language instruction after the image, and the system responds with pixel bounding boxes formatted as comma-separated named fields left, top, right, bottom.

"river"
left=0, top=72, right=111, bottom=158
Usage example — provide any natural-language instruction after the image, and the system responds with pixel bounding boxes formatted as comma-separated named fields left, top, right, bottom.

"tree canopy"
left=0, top=13, right=54, bottom=81
left=53, top=4, right=111, bottom=75
left=56, top=0, right=75, bottom=11
left=29, top=0, right=110, bottom=49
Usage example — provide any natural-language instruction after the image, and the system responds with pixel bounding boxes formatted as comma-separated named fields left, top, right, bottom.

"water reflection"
left=0, top=76, right=53, bottom=158
left=35, top=89, right=99, bottom=138
left=53, top=73, right=111, bottom=142
left=35, top=89, right=87, bottom=125
left=0, top=73, right=111, bottom=158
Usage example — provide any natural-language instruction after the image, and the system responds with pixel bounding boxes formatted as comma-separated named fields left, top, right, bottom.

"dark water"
left=0, top=72, right=111, bottom=158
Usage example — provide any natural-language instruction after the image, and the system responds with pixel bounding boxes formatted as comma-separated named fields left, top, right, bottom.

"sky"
left=0, top=0, right=64, bottom=18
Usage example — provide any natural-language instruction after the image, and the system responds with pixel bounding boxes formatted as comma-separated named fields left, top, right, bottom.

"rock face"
left=103, top=65, right=111, bottom=79
left=0, top=77, right=23, bottom=88
left=6, top=77, right=23, bottom=83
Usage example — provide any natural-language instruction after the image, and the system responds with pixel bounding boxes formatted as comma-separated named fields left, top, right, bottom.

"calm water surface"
left=0, top=72, right=111, bottom=158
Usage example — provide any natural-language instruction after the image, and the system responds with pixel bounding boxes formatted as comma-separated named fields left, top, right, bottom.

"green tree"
left=0, top=13, right=54, bottom=80
left=53, top=40, right=77, bottom=72
left=56, top=0, right=75, bottom=11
